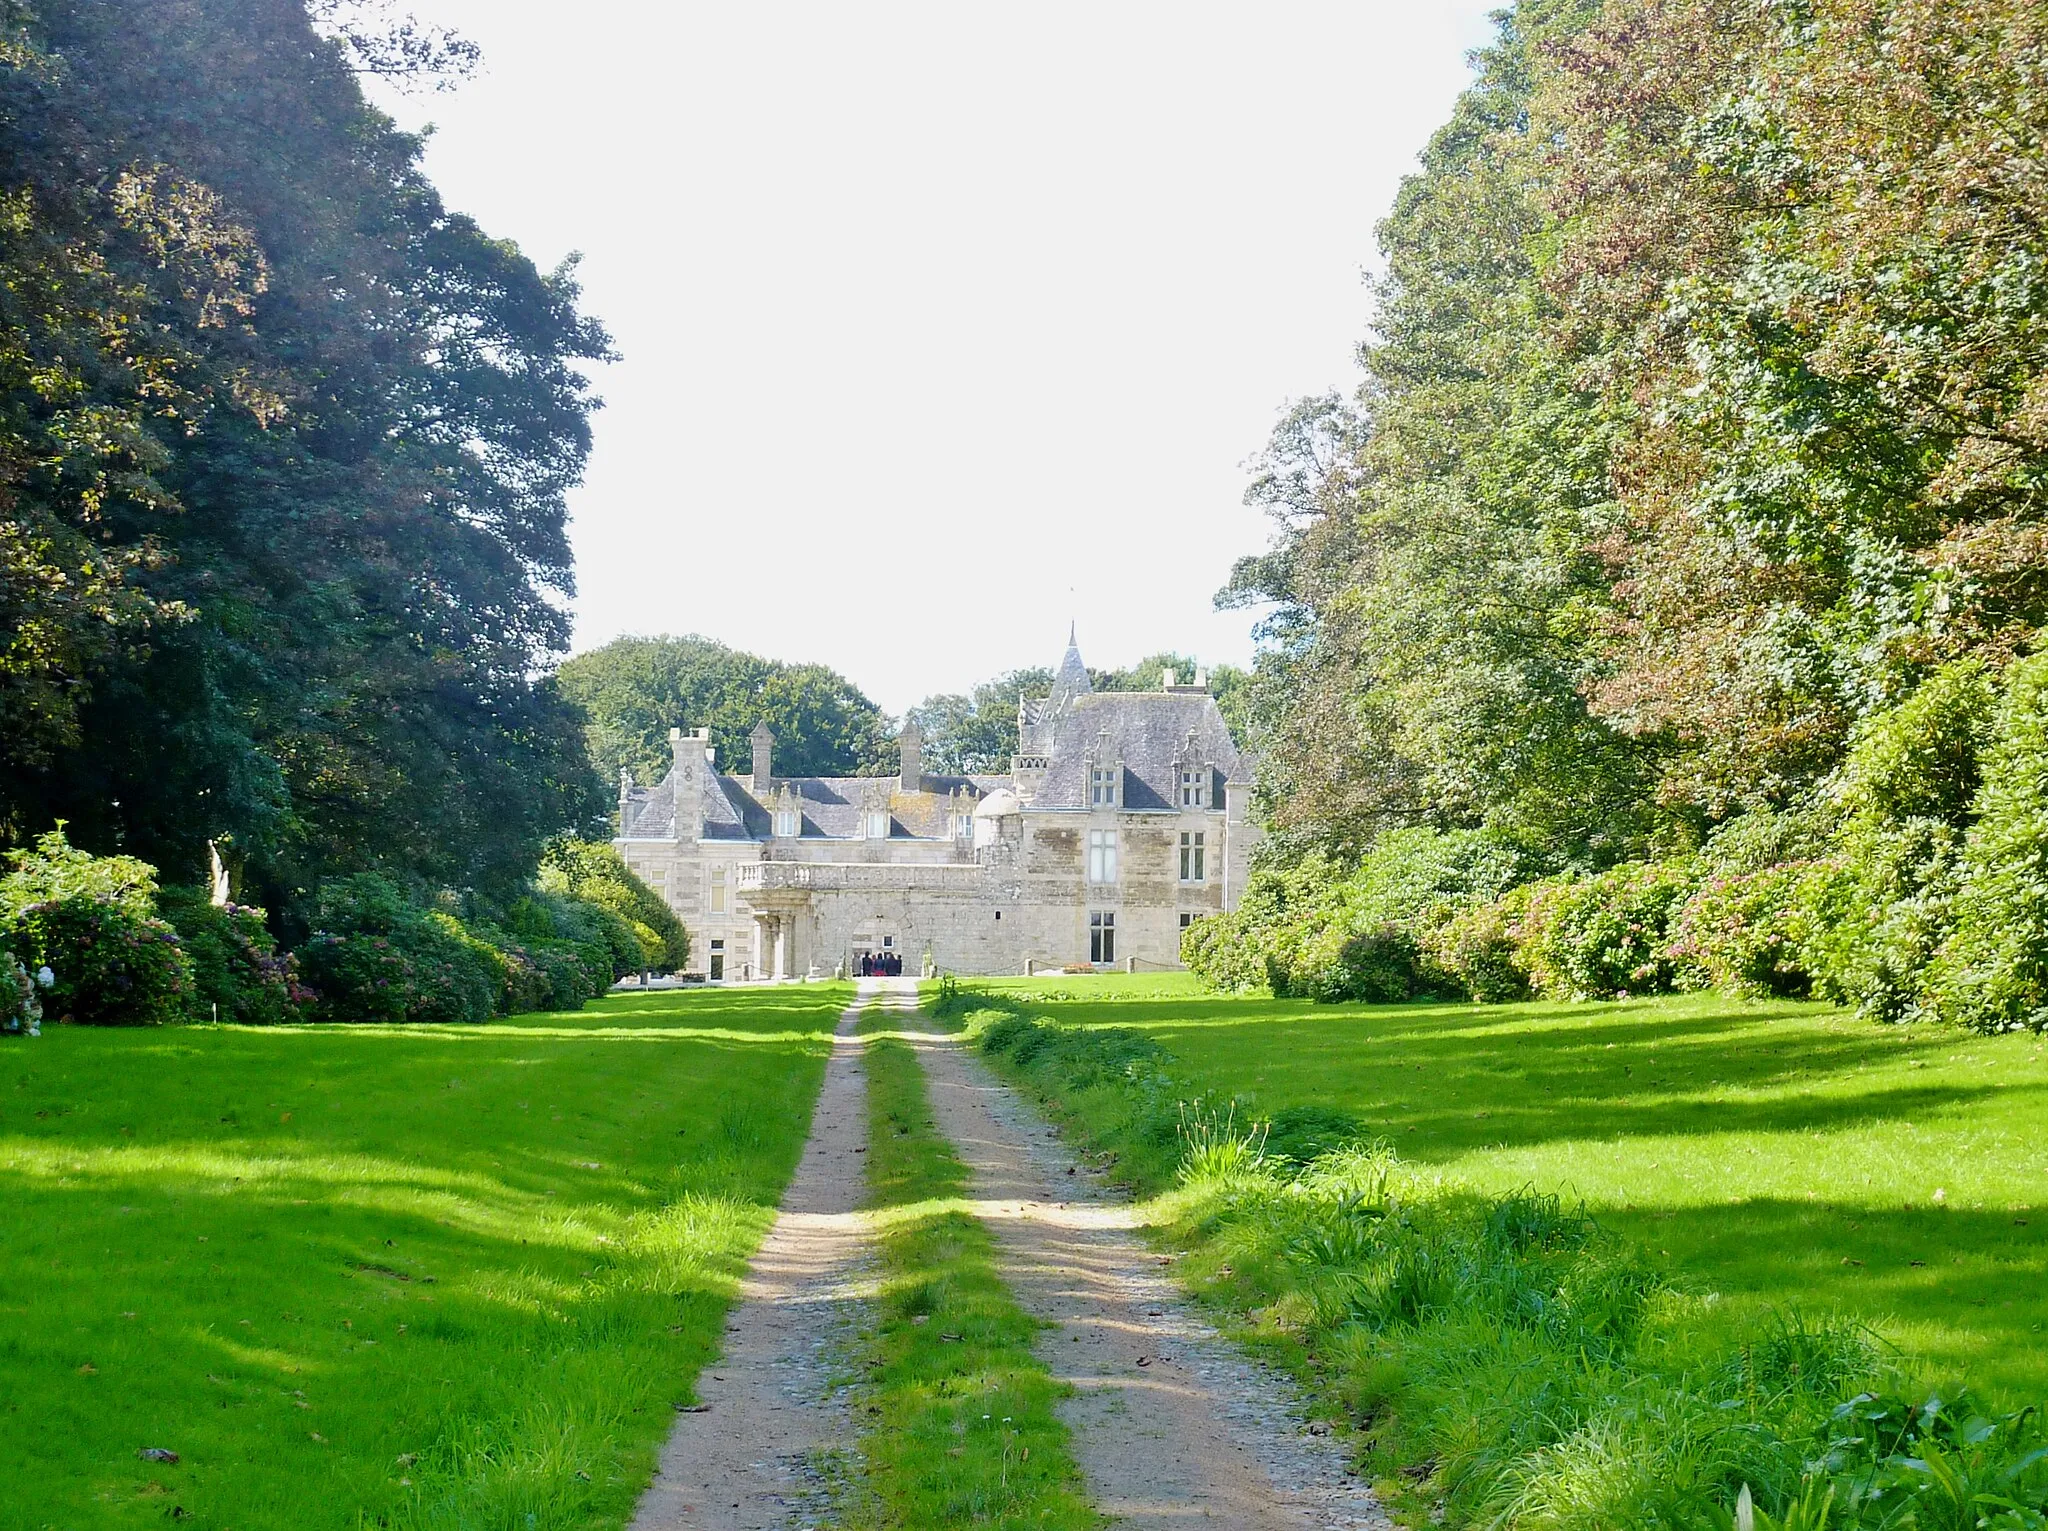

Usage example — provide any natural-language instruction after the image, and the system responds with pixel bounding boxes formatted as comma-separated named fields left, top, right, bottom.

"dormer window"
left=949, top=813, right=972, bottom=840
left=865, top=811, right=890, bottom=839
left=1180, top=769, right=1205, bottom=808
left=774, top=808, right=798, bottom=837
left=1089, top=766, right=1118, bottom=807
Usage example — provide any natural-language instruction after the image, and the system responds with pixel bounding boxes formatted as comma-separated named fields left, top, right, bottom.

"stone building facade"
left=612, top=633, right=1260, bottom=979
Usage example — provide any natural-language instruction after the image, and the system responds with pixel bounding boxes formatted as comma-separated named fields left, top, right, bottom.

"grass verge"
left=0, top=983, right=848, bottom=1530
left=844, top=1001, right=1100, bottom=1531
left=932, top=977, right=2048, bottom=1530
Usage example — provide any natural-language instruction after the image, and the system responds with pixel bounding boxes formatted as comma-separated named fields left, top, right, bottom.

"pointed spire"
left=1051, top=624, right=1092, bottom=711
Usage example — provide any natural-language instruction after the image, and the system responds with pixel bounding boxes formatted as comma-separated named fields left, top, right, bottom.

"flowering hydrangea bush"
left=10, top=897, right=194, bottom=1026
left=1, top=952, right=42, bottom=1036
left=158, top=889, right=308, bottom=1025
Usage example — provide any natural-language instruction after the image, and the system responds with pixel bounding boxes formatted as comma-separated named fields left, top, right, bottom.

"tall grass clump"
left=947, top=983, right=2048, bottom=1529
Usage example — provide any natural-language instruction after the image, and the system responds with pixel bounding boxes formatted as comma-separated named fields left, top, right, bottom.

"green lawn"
left=963, top=975, right=2048, bottom=1403
left=0, top=984, right=846, bottom=1531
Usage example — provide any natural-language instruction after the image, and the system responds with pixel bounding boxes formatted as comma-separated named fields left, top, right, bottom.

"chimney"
left=670, top=726, right=710, bottom=843
left=899, top=721, right=924, bottom=792
left=750, top=721, right=775, bottom=793
left=1160, top=666, right=1176, bottom=690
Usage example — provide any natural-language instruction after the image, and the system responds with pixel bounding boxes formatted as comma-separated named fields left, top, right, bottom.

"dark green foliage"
left=1, top=950, right=40, bottom=1035
left=905, top=667, right=1054, bottom=775
left=11, top=896, right=193, bottom=1027
left=295, top=874, right=500, bottom=1025
left=157, top=887, right=302, bottom=1025
left=0, top=0, right=609, bottom=902
left=557, top=634, right=893, bottom=786
left=1, top=826, right=192, bottom=1025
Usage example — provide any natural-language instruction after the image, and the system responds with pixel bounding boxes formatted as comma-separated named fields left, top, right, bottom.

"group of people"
left=856, top=949, right=904, bottom=978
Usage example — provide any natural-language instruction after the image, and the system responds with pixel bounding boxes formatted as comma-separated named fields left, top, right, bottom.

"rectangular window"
left=866, top=811, right=890, bottom=839
left=1180, top=912, right=1195, bottom=930
left=1087, top=828, right=1117, bottom=885
left=1090, top=910, right=1116, bottom=965
left=1089, top=766, right=1117, bottom=807
left=709, top=867, right=727, bottom=913
left=1178, top=830, right=1206, bottom=882
left=1181, top=769, right=1205, bottom=808
left=775, top=808, right=798, bottom=837
left=949, top=813, right=972, bottom=839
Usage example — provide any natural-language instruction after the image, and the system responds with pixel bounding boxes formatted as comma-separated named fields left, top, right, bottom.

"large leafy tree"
left=0, top=0, right=611, bottom=907
left=1231, top=0, right=2048, bottom=869
left=558, top=635, right=895, bottom=786
left=906, top=669, right=1054, bottom=776
left=1227, top=0, right=1657, bottom=866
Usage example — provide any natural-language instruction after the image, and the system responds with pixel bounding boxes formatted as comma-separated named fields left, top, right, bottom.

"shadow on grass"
left=0, top=984, right=848, bottom=1527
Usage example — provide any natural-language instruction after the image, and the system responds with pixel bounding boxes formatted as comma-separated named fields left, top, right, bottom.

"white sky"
left=367, top=2, right=1499, bottom=715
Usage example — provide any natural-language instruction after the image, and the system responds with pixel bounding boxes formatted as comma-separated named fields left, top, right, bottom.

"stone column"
left=754, top=915, right=772, bottom=981
left=772, top=917, right=789, bottom=981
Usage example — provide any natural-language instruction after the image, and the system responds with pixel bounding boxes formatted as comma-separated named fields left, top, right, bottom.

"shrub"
left=491, top=942, right=552, bottom=1013
left=1665, top=865, right=1813, bottom=999
left=294, top=930, right=419, bottom=1026
left=295, top=874, right=499, bottom=1025
left=539, top=838, right=686, bottom=970
left=1928, top=651, right=2048, bottom=1031
left=1423, top=900, right=1530, bottom=1003
left=2, top=951, right=43, bottom=1036
left=1512, top=861, right=1695, bottom=1000
left=0, top=825, right=159, bottom=919
left=157, top=888, right=305, bottom=1025
left=1189, top=831, right=1533, bottom=1002
left=1791, top=659, right=1996, bottom=1023
left=524, top=941, right=597, bottom=1010
left=11, top=896, right=194, bottom=1026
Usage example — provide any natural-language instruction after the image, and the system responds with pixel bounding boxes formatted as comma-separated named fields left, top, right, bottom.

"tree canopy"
left=1230, top=0, right=2048, bottom=870
left=0, top=0, right=610, bottom=913
left=558, top=635, right=896, bottom=786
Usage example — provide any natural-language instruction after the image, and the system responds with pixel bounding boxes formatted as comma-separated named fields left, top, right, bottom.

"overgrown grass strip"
left=933, top=981, right=2048, bottom=1531
left=846, top=1005, right=1100, bottom=1530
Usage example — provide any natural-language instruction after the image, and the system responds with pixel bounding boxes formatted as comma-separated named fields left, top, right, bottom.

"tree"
left=906, top=669, right=1053, bottom=775
left=558, top=634, right=895, bottom=786
left=0, top=0, right=612, bottom=910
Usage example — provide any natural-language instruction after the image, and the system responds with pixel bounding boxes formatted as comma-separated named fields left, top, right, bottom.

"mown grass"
left=845, top=1002, right=1099, bottom=1531
left=0, top=984, right=848, bottom=1530
left=938, top=976, right=2048, bottom=1529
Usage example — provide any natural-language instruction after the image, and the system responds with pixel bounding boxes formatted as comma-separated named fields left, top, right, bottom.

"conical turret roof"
left=1050, top=624, right=1092, bottom=710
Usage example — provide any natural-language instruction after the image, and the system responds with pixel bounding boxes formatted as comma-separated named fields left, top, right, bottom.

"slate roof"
left=1021, top=631, right=1093, bottom=756
left=620, top=771, right=1008, bottom=841
left=1027, top=691, right=1244, bottom=812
